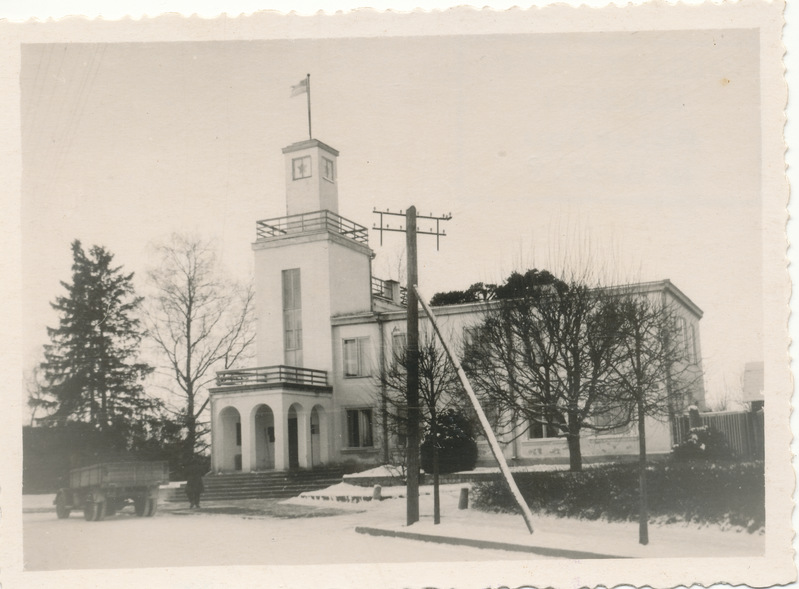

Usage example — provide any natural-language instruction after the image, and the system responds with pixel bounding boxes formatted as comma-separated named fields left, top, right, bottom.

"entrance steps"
left=162, top=466, right=344, bottom=502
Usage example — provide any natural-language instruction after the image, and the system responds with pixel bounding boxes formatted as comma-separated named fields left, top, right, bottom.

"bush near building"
left=420, top=411, right=478, bottom=475
left=672, top=424, right=734, bottom=461
left=471, top=460, right=764, bottom=532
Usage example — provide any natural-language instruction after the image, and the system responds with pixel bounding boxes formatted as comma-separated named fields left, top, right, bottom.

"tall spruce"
left=36, top=240, right=154, bottom=440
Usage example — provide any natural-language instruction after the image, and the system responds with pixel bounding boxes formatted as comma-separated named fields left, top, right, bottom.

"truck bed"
left=68, top=462, right=169, bottom=489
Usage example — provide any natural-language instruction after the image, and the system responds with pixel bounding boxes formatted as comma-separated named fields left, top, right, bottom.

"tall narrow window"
left=391, top=331, right=407, bottom=364
left=343, top=337, right=372, bottom=377
left=322, top=157, right=335, bottom=182
left=283, top=268, right=303, bottom=366
left=688, top=324, right=698, bottom=364
left=677, top=317, right=693, bottom=364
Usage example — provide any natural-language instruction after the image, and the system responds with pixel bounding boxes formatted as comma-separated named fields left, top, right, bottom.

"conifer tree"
left=36, top=240, right=154, bottom=442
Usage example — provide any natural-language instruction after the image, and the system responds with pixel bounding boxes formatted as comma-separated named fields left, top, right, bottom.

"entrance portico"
left=209, top=365, right=333, bottom=473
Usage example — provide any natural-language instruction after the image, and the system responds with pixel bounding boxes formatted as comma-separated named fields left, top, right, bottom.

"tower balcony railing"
left=371, top=276, right=407, bottom=306
left=215, top=365, right=329, bottom=389
left=256, top=210, right=368, bottom=245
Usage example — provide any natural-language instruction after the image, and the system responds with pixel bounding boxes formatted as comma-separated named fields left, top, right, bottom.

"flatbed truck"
left=54, top=461, right=169, bottom=521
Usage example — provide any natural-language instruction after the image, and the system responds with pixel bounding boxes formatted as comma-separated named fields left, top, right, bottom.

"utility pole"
left=372, top=206, right=451, bottom=526
left=406, top=207, right=420, bottom=525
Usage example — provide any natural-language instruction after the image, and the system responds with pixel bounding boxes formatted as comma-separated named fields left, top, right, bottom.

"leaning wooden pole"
left=415, top=287, right=535, bottom=534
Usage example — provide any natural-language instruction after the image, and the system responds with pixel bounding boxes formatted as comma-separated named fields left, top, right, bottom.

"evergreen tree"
left=36, top=240, right=154, bottom=444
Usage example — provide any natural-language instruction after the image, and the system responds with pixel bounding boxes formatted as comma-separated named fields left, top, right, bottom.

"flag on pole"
left=291, top=77, right=308, bottom=97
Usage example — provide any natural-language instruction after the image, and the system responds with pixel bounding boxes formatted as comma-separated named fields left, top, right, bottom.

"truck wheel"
left=83, top=501, right=105, bottom=521
left=84, top=502, right=98, bottom=521
left=134, top=498, right=146, bottom=517
left=145, top=499, right=158, bottom=517
left=55, top=493, right=71, bottom=519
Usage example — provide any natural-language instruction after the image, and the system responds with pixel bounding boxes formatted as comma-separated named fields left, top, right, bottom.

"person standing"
left=185, top=462, right=205, bottom=509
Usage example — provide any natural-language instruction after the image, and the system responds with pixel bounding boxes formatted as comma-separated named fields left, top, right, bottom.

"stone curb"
left=354, top=526, right=628, bottom=560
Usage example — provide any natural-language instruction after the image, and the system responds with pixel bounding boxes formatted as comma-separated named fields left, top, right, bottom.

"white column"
left=320, top=407, right=331, bottom=464
left=298, top=406, right=311, bottom=468
left=240, top=402, right=254, bottom=473
left=209, top=396, right=219, bottom=472
left=273, top=397, right=288, bottom=471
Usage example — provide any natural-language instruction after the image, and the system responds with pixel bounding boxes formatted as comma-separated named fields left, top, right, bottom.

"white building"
left=208, top=137, right=705, bottom=473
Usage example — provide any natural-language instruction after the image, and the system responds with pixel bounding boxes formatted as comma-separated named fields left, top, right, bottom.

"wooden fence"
left=672, top=409, right=764, bottom=460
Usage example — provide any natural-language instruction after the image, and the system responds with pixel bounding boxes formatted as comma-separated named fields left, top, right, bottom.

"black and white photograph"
left=1, top=2, right=794, bottom=588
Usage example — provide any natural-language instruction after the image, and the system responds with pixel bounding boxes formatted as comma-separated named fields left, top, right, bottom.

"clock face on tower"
left=292, top=156, right=312, bottom=180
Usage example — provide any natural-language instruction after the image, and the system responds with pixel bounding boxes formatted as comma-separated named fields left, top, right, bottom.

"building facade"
left=208, top=138, right=705, bottom=473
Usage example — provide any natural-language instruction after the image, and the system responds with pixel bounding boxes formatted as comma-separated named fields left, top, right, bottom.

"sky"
left=20, top=30, right=762, bottom=404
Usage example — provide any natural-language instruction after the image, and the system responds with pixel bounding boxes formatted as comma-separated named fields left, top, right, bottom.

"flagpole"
left=306, top=73, right=312, bottom=140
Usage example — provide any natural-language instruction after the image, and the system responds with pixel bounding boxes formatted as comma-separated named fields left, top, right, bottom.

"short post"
left=458, top=487, right=469, bottom=510
left=688, top=405, right=701, bottom=428
left=372, top=484, right=382, bottom=501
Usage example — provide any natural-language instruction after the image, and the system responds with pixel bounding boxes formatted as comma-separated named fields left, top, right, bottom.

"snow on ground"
left=22, top=478, right=764, bottom=571
left=22, top=492, right=543, bottom=571
left=345, top=463, right=574, bottom=479
left=290, top=481, right=467, bottom=503
left=286, top=481, right=764, bottom=559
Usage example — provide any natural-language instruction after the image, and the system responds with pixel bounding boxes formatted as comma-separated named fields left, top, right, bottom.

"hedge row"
left=471, top=461, right=765, bottom=532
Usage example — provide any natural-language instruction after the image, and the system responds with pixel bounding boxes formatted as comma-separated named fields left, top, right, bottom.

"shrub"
left=471, top=461, right=764, bottom=531
left=672, top=425, right=734, bottom=461
left=420, top=410, right=478, bottom=474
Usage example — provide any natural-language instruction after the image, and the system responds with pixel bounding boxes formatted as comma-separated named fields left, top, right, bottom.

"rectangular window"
left=343, top=337, right=372, bottom=377
left=395, top=406, right=408, bottom=448
left=484, top=399, right=501, bottom=429
left=677, top=316, right=694, bottom=364
left=463, top=325, right=487, bottom=352
left=292, top=155, right=312, bottom=180
left=346, top=409, right=374, bottom=447
left=392, top=332, right=407, bottom=364
left=235, top=422, right=242, bottom=446
left=591, top=403, right=628, bottom=434
left=322, top=157, right=335, bottom=182
left=528, top=409, right=561, bottom=439
left=283, top=269, right=302, bottom=366
left=688, top=324, right=698, bottom=364
left=463, top=326, right=480, bottom=347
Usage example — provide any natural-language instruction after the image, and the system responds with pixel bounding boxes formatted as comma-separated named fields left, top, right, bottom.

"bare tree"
left=463, top=269, right=623, bottom=472
left=707, top=372, right=744, bottom=412
left=606, top=288, right=702, bottom=545
left=376, top=327, right=471, bottom=524
left=144, top=234, right=256, bottom=465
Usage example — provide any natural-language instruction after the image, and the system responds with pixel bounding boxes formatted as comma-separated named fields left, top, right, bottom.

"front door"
left=288, top=417, right=299, bottom=468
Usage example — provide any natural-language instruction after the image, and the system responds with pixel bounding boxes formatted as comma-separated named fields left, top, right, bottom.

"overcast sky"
left=21, top=30, right=761, bottom=401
